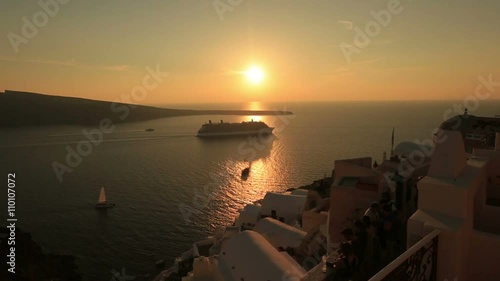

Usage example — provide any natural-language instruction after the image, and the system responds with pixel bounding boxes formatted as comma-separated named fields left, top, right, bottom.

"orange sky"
left=1, top=1, right=499, bottom=104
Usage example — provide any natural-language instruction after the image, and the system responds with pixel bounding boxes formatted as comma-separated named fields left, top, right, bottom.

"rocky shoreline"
left=0, top=228, right=82, bottom=281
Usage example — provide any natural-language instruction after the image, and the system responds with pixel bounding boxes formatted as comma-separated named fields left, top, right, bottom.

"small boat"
left=145, top=128, right=155, bottom=132
left=95, top=187, right=115, bottom=209
left=155, top=259, right=165, bottom=268
left=241, top=167, right=250, bottom=177
left=241, top=162, right=251, bottom=180
left=241, top=161, right=252, bottom=180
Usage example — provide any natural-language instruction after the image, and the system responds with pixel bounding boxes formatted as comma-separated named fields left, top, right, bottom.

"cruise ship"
left=196, top=120, right=274, bottom=137
left=154, top=112, right=500, bottom=281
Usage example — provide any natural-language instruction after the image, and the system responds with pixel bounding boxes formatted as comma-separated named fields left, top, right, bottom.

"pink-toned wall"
left=335, top=157, right=372, bottom=169
left=467, top=230, right=500, bottom=280
left=473, top=182, right=486, bottom=228
left=473, top=149, right=500, bottom=185
left=328, top=186, right=378, bottom=243
left=322, top=198, right=330, bottom=211
left=475, top=205, right=500, bottom=235
left=302, top=211, right=328, bottom=233
left=409, top=167, right=482, bottom=281
left=436, top=229, right=467, bottom=281
left=329, top=158, right=382, bottom=244
left=418, top=181, right=469, bottom=219
left=334, top=161, right=379, bottom=180
left=487, top=183, right=500, bottom=201
left=304, top=190, right=328, bottom=212
left=487, top=155, right=500, bottom=185
left=405, top=133, right=500, bottom=281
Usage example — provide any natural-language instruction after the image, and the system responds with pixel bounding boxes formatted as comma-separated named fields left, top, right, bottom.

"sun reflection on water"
left=237, top=101, right=266, bottom=123
left=197, top=101, right=294, bottom=229
left=204, top=133, right=282, bottom=227
left=247, top=101, right=262, bottom=111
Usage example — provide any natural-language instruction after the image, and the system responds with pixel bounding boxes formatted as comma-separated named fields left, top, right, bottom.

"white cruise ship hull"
left=196, top=127, right=274, bottom=137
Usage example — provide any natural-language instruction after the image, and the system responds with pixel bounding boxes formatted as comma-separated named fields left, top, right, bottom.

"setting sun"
left=245, top=66, right=265, bottom=84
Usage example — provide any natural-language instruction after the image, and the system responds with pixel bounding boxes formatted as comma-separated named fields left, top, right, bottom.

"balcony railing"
left=369, top=229, right=440, bottom=281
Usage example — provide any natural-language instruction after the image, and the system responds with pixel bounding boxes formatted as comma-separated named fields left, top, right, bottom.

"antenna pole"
left=391, top=127, right=395, bottom=157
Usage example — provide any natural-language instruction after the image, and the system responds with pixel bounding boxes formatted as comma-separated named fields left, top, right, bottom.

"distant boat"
left=95, top=187, right=115, bottom=209
left=155, top=259, right=165, bottom=268
left=241, top=167, right=250, bottom=179
left=145, top=128, right=155, bottom=132
left=241, top=162, right=251, bottom=180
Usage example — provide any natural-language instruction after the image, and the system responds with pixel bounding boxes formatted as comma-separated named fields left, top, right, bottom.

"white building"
left=260, top=192, right=307, bottom=224
left=234, top=203, right=262, bottom=230
left=182, top=231, right=306, bottom=281
left=234, top=190, right=308, bottom=230
left=176, top=129, right=500, bottom=281
left=253, top=217, right=306, bottom=249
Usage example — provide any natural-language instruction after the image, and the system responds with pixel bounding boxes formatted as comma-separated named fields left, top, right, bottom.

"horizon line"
left=2, top=89, right=500, bottom=106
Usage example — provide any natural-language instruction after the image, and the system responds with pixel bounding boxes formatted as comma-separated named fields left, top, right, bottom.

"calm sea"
left=1, top=101, right=499, bottom=280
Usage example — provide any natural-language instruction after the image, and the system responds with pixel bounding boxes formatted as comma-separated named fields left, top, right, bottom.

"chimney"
left=428, top=131, right=467, bottom=178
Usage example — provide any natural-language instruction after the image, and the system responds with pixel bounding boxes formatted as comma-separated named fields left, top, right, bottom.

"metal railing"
left=369, top=229, right=440, bottom=281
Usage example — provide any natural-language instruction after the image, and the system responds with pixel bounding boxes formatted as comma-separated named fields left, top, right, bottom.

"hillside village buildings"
left=159, top=113, right=500, bottom=281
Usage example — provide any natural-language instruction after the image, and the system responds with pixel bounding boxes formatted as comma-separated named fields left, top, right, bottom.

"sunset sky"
left=1, top=0, right=499, bottom=104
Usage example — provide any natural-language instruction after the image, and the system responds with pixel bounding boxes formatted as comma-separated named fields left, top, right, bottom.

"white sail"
left=98, top=187, right=107, bottom=204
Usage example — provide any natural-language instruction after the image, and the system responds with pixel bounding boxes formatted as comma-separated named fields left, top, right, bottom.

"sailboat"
left=95, top=186, right=115, bottom=209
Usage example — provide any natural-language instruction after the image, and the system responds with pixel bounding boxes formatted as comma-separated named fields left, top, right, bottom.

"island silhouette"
left=0, top=90, right=292, bottom=127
